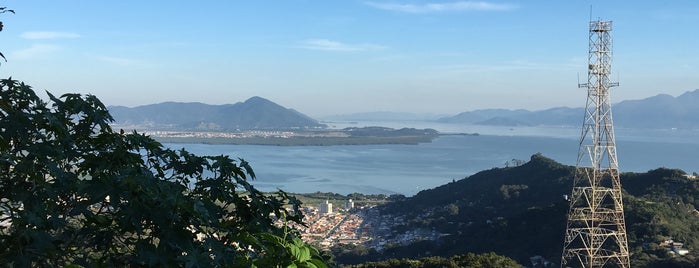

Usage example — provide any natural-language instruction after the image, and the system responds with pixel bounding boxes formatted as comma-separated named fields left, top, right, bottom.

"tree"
left=0, top=79, right=327, bottom=267
left=0, top=6, right=14, bottom=62
left=446, top=203, right=459, bottom=216
left=345, top=252, right=521, bottom=268
left=452, top=252, right=521, bottom=268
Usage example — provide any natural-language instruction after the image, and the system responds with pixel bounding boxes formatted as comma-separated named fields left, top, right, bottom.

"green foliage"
left=499, top=184, right=529, bottom=200
left=0, top=6, right=13, bottom=62
left=345, top=252, right=521, bottom=268
left=0, top=79, right=327, bottom=267
left=623, top=171, right=699, bottom=267
left=345, top=154, right=699, bottom=267
left=252, top=234, right=327, bottom=268
left=446, top=203, right=459, bottom=216
left=288, top=192, right=398, bottom=209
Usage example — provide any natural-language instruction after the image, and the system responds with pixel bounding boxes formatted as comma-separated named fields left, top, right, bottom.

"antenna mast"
left=561, top=20, right=630, bottom=268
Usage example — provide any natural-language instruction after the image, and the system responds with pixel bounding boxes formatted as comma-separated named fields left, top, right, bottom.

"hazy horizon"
left=1, top=1, right=698, bottom=117
left=106, top=88, right=698, bottom=119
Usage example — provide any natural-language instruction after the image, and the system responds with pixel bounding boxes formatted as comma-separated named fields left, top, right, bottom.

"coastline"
left=138, top=126, right=477, bottom=146
left=152, top=134, right=444, bottom=146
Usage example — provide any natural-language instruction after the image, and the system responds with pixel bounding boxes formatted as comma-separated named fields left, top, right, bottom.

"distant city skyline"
left=1, top=1, right=698, bottom=117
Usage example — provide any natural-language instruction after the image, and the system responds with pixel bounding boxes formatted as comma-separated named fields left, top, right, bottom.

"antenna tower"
left=561, top=20, right=630, bottom=268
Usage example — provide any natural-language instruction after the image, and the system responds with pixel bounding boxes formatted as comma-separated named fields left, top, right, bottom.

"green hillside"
left=337, top=154, right=699, bottom=267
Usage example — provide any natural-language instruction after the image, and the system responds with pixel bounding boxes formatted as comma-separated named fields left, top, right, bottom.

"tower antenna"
left=577, top=72, right=580, bottom=87
left=561, top=19, right=630, bottom=268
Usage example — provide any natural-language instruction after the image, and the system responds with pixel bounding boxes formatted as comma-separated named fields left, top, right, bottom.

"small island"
left=140, top=126, right=463, bottom=146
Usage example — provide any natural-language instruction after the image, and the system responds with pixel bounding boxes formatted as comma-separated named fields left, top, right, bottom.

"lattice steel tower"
left=561, top=20, right=630, bottom=268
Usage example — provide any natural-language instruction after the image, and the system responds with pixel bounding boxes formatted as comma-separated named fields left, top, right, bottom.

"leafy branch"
left=0, top=6, right=13, bottom=62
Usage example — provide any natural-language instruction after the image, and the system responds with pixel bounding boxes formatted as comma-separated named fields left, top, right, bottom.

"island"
left=133, top=126, right=467, bottom=146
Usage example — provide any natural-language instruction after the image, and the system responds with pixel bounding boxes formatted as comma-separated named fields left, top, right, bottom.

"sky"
left=0, top=1, right=698, bottom=117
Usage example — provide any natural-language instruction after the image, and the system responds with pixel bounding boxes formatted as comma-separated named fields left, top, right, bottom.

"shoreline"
left=153, top=134, right=442, bottom=146
left=129, top=126, right=480, bottom=146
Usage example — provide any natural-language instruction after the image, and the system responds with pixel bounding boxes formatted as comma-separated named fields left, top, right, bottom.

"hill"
left=613, top=90, right=699, bottom=128
left=108, top=96, right=325, bottom=130
left=438, top=89, right=699, bottom=129
left=335, top=154, right=699, bottom=267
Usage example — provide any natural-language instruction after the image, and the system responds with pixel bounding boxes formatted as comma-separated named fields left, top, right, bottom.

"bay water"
left=168, top=122, right=699, bottom=196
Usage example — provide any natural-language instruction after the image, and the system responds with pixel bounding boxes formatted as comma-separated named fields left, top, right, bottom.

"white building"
left=345, top=199, right=355, bottom=210
left=319, top=200, right=333, bottom=215
left=674, top=248, right=690, bottom=256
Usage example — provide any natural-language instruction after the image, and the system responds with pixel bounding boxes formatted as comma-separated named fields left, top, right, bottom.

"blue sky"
left=1, top=1, right=698, bottom=117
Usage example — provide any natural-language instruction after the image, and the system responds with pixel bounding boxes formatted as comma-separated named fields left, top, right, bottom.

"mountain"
left=336, top=154, right=699, bottom=267
left=108, top=96, right=325, bottom=130
left=438, top=89, right=699, bottom=129
left=613, top=90, right=699, bottom=128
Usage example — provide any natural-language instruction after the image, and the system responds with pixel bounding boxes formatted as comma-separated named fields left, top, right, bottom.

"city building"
left=345, top=199, right=354, bottom=210
left=319, top=200, right=333, bottom=215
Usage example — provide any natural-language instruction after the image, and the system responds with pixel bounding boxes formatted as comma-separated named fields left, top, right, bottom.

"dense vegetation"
left=0, top=80, right=327, bottom=267
left=335, top=154, right=699, bottom=267
left=346, top=252, right=521, bottom=268
left=289, top=192, right=405, bottom=209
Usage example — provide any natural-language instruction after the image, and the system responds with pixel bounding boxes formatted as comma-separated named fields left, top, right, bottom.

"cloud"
left=21, top=31, right=81, bottom=40
left=12, top=44, right=61, bottom=59
left=365, top=1, right=517, bottom=13
left=298, top=39, right=387, bottom=52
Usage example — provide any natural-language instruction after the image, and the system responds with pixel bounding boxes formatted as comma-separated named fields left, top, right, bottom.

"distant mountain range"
left=108, top=96, right=324, bottom=130
left=110, top=89, right=699, bottom=131
left=438, top=89, right=699, bottom=129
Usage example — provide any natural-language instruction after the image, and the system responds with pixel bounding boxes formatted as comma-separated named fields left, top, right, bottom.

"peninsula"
left=142, top=126, right=446, bottom=146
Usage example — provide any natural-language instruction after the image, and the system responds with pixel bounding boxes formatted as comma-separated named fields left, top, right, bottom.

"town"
left=144, top=129, right=348, bottom=139
left=288, top=196, right=692, bottom=267
left=135, top=127, right=441, bottom=146
left=291, top=199, right=441, bottom=251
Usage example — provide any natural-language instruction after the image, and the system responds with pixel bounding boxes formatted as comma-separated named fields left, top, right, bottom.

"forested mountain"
left=438, top=89, right=699, bottom=129
left=108, top=96, right=325, bottom=130
left=338, top=154, right=699, bottom=267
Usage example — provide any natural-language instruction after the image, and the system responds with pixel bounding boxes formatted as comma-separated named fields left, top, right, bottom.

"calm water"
left=168, top=123, right=699, bottom=196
